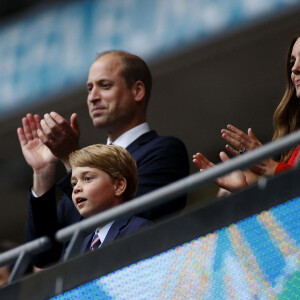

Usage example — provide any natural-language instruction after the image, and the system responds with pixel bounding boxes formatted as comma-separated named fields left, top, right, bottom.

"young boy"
left=69, top=144, right=151, bottom=252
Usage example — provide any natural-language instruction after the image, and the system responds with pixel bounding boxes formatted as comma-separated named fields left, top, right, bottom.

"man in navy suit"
left=18, top=50, right=189, bottom=267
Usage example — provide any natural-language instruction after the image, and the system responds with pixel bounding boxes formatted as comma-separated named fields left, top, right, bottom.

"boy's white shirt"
left=95, top=220, right=115, bottom=247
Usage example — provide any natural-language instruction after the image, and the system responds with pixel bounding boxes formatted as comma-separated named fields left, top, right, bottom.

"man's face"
left=86, top=54, right=138, bottom=137
left=71, top=166, right=122, bottom=218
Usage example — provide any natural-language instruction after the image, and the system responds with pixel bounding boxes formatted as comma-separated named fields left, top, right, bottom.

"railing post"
left=0, top=236, right=51, bottom=284
left=8, top=250, right=31, bottom=283
left=62, top=229, right=87, bottom=261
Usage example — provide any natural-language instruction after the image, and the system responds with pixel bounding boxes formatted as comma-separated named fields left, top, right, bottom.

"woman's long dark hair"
left=272, top=33, right=300, bottom=162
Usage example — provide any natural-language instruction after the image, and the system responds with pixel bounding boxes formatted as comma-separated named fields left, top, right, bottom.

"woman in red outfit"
left=193, top=32, right=300, bottom=193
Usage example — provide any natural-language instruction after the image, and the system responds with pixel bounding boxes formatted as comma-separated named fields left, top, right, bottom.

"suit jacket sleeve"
left=26, top=186, right=63, bottom=267
left=26, top=177, right=81, bottom=267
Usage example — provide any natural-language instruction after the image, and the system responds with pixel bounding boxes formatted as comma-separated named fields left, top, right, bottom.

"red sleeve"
left=275, top=146, right=300, bottom=174
left=275, top=162, right=293, bottom=174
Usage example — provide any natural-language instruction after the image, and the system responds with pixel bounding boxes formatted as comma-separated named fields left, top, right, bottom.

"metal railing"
left=0, top=236, right=51, bottom=283
left=1, top=130, right=300, bottom=282
left=57, top=129, right=300, bottom=260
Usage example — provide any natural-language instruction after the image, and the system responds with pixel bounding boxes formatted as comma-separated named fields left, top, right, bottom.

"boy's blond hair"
left=69, top=144, right=138, bottom=201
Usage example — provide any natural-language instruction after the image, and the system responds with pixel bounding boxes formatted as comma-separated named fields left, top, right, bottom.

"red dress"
left=275, top=145, right=300, bottom=174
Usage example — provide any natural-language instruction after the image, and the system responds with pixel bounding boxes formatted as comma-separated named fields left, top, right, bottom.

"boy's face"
left=71, top=166, right=123, bottom=218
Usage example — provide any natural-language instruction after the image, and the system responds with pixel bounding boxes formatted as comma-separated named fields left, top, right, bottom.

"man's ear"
left=114, top=177, right=127, bottom=197
left=132, top=80, right=145, bottom=103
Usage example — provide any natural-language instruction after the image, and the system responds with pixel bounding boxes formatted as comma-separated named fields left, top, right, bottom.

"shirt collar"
left=107, top=122, right=150, bottom=148
left=96, top=220, right=114, bottom=244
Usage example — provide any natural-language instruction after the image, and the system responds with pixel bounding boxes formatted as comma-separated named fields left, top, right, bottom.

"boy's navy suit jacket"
left=79, top=216, right=151, bottom=253
left=26, top=130, right=189, bottom=267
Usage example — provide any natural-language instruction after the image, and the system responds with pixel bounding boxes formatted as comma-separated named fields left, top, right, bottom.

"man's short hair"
left=69, top=144, right=138, bottom=201
left=97, top=50, right=152, bottom=104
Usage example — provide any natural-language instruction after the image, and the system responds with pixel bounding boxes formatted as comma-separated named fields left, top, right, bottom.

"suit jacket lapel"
left=80, top=217, right=132, bottom=252
left=126, top=130, right=157, bottom=154
left=101, top=217, right=131, bottom=247
left=81, top=232, right=94, bottom=252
